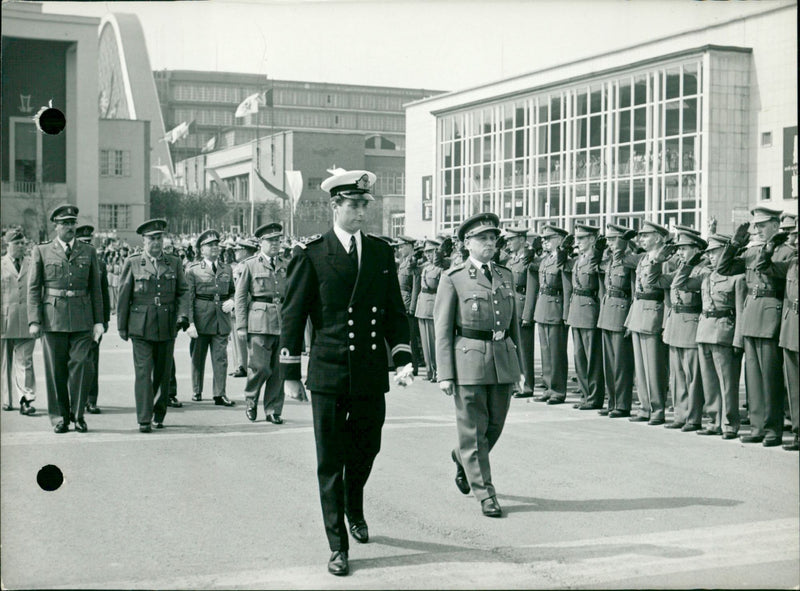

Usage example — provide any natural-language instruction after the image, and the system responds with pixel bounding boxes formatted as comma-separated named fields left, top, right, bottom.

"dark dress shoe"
left=629, top=416, right=649, bottom=422
left=722, top=432, right=739, bottom=440
left=230, top=367, right=247, bottom=378
left=481, top=496, right=503, bottom=518
left=74, top=419, right=88, bottom=433
left=783, top=436, right=799, bottom=451
left=762, top=437, right=782, bottom=447
left=246, top=402, right=257, bottom=422
left=739, top=434, right=763, bottom=443
left=154, top=421, right=164, bottom=429
left=681, top=423, right=701, bottom=432
left=214, top=395, right=235, bottom=407
left=2, top=404, right=14, bottom=411
left=451, top=450, right=470, bottom=495
left=740, top=417, right=751, bottom=425
left=609, top=410, right=630, bottom=418
left=349, top=519, right=369, bottom=543
left=698, top=427, right=722, bottom=436
left=327, top=551, right=349, bottom=576
left=168, top=397, right=183, bottom=408
left=547, top=398, right=565, bottom=405
left=648, top=418, right=666, bottom=426
left=191, top=393, right=202, bottom=402
left=20, top=400, right=36, bottom=416
left=598, top=409, right=610, bottom=416
left=85, top=402, right=101, bottom=414
left=513, top=391, right=533, bottom=399
left=664, top=422, right=685, bottom=429
left=578, top=404, right=602, bottom=410
left=534, top=394, right=551, bottom=402
left=139, top=423, right=152, bottom=433
left=54, top=420, right=70, bottom=434
left=266, top=413, right=283, bottom=424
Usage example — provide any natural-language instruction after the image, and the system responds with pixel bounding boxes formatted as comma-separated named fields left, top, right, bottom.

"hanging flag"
left=201, top=136, right=217, bottom=153
left=254, top=167, right=289, bottom=203
left=162, top=121, right=194, bottom=144
left=235, top=92, right=262, bottom=118
left=263, top=88, right=274, bottom=108
left=207, top=167, right=234, bottom=200
left=153, top=164, right=173, bottom=184
left=285, top=170, right=303, bottom=209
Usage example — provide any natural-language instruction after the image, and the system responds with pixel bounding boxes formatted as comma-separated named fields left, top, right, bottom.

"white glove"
left=393, top=363, right=415, bottom=387
left=187, top=324, right=198, bottom=339
left=221, top=299, right=235, bottom=314
left=284, top=380, right=308, bottom=401
left=92, top=323, right=104, bottom=343
left=29, top=323, right=42, bottom=338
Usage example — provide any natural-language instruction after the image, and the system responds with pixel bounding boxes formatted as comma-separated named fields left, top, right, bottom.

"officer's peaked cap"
left=255, top=222, right=283, bottom=240
left=638, top=220, right=669, bottom=237
left=396, top=235, right=416, bottom=245
left=458, top=212, right=500, bottom=242
left=136, top=219, right=168, bottom=237
left=605, top=223, right=633, bottom=238
left=75, top=224, right=95, bottom=240
left=674, top=231, right=707, bottom=250
left=505, top=226, right=530, bottom=237
left=196, top=229, right=221, bottom=251
left=540, top=224, right=568, bottom=238
left=50, top=203, right=79, bottom=223
left=672, top=224, right=701, bottom=236
left=321, top=170, right=376, bottom=201
left=573, top=223, right=600, bottom=237
left=750, top=205, right=783, bottom=223
left=3, top=227, right=25, bottom=244
left=424, top=238, right=442, bottom=250
left=236, top=236, right=259, bottom=250
left=704, top=233, right=731, bottom=252
left=780, top=213, right=797, bottom=230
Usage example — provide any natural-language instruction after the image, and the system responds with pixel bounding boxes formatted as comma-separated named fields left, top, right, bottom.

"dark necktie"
left=348, top=235, right=358, bottom=270
left=65, top=243, right=72, bottom=259
left=482, top=263, right=492, bottom=284
left=212, top=261, right=217, bottom=274
left=13, top=259, right=21, bottom=273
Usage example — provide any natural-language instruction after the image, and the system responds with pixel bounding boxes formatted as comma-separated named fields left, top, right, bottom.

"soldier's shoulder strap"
left=296, top=234, right=323, bottom=250
left=494, top=262, right=510, bottom=272
left=241, top=254, right=258, bottom=263
left=445, top=262, right=465, bottom=276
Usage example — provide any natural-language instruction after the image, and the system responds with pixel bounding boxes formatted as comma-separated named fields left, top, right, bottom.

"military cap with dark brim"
left=458, top=212, right=501, bottom=242
left=674, top=232, right=708, bottom=250
left=423, top=238, right=442, bottom=251
left=704, top=233, right=731, bottom=252
left=541, top=223, right=568, bottom=238
left=50, top=203, right=79, bottom=223
left=75, top=224, right=95, bottom=241
left=320, top=170, right=376, bottom=201
left=672, top=224, right=701, bottom=236
left=396, top=235, right=416, bottom=245
left=4, top=228, right=25, bottom=244
left=505, top=226, right=530, bottom=237
left=196, top=229, right=221, bottom=251
left=255, top=222, right=283, bottom=240
left=236, top=237, right=259, bottom=250
left=780, top=213, right=797, bottom=230
left=136, top=219, right=168, bottom=237
left=574, top=223, right=600, bottom=237
left=638, top=220, right=670, bottom=237
left=605, top=223, right=634, bottom=239
left=751, top=206, right=783, bottom=224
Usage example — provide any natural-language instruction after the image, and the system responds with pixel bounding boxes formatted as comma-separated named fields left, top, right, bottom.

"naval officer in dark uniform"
left=28, top=204, right=104, bottom=433
left=279, top=169, right=413, bottom=576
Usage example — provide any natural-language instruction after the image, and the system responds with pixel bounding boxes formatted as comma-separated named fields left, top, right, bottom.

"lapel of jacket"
left=350, top=232, right=375, bottom=305
left=51, top=239, right=68, bottom=263
left=472, top=259, right=493, bottom=290
left=324, top=229, right=356, bottom=287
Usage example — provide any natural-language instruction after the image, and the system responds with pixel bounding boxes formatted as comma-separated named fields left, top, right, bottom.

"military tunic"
left=235, top=253, right=287, bottom=414
left=398, top=254, right=424, bottom=371
left=414, top=262, right=443, bottom=380
left=434, top=259, right=521, bottom=502
left=87, top=254, right=111, bottom=408
left=1, top=254, right=36, bottom=407
left=229, top=260, right=248, bottom=373
left=508, top=249, right=536, bottom=395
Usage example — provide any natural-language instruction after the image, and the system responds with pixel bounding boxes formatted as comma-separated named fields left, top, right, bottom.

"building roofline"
left=431, top=44, right=752, bottom=116
left=4, top=2, right=100, bottom=27
left=407, top=1, right=794, bottom=110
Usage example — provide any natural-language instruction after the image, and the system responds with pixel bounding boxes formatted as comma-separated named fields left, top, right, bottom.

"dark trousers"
left=601, top=329, right=633, bottom=411
left=572, top=326, right=605, bottom=407
left=87, top=339, right=101, bottom=405
left=744, top=336, right=785, bottom=440
left=407, top=315, right=424, bottom=370
left=311, top=391, right=386, bottom=552
left=538, top=322, right=567, bottom=399
left=244, top=334, right=284, bottom=414
left=131, top=337, right=174, bottom=425
left=42, top=331, right=93, bottom=425
left=518, top=322, right=535, bottom=394
left=783, top=348, right=799, bottom=435
left=190, top=334, right=229, bottom=397
left=169, top=355, right=178, bottom=398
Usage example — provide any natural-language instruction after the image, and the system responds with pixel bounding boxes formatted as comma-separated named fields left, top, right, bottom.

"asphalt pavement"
left=1, top=324, right=798, bottom=589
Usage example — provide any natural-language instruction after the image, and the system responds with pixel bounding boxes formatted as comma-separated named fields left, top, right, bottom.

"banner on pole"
left=285, top=170, right=303, bottom=209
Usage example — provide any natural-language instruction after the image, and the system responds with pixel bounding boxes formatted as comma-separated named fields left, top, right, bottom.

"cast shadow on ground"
left=496, top=493, right=741, bottom=513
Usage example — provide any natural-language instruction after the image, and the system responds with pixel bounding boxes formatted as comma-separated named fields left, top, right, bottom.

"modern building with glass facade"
left=404, top=3, right=797, bottom=237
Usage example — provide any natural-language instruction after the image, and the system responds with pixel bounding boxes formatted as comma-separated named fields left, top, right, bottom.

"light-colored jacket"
left=1, top=254, right=32, bottom=339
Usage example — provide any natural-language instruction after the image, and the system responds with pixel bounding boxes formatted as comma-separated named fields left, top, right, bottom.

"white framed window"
left=99, top=150, right=130, bottom=177
left=99, top=204, right=131, bottom=229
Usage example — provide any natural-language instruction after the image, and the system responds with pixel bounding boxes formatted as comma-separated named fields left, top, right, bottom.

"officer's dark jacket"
left=279, top=230, right=411, bottom=395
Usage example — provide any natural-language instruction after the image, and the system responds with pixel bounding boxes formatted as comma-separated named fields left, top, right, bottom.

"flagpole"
left=253, top=90, right=261, bottom=235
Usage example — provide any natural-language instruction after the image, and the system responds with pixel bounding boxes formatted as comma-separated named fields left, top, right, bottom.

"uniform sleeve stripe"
left=391, top=344, right=411, bottom=355
left=279, top=356, right=301, bottom=363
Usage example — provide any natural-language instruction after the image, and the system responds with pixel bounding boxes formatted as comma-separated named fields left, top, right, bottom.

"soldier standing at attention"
left=526, top=225, right=573, bottom=405
left=279, top=170, right=413, bottom=576
left=75, top=225, right=110, bottom=415
left=596, top=223, right=640, bottom=418
left=718, top=207, right=793, bottom=446
left=506, top=227, right=537, bottom=399
left=185, top=229, right=236, bottom=407
left=235, top=223, right=288, bottom=423
left=28, top=204, right=104, bottom=433
left=565, top=223, right=607, bottom=410
left=625, top=220, right=674, bottom=426
left=435, top=212, right=522, bottom=518
left=1, top=228, right=37, bottom=416
left=414, top=238, right=444, bottom=382
left=117, top=219, right=190, bottom=432
left=230, top=237, right=259, bottom=378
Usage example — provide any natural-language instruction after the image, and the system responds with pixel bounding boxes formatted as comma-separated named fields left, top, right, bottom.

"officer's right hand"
left=119, top=330, right=128, bottom=341
left=594, top=235, right=608, bottom=253
left=439, top=380, right=455, bottom=396
left=29, top=323, right=41, bottom=339
left=732, top=222, right=751, bottom=247
left=186, top=324, right=198, bottom=339
left=284, top=380, right=307, bottom=401
left=530, top=234, right=544, bottom=255
left=559, top=233, right=575, bottom=251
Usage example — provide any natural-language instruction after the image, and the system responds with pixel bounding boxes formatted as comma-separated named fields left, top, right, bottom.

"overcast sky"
left=42, top=0, right=787, bottom=92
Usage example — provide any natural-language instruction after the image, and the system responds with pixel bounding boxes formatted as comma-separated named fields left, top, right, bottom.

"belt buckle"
left=154, top=296, right=161, bottom=306
left=213, top=294, right=220, bottom=303
left=275, top=297, right=282, bottom=305
left=492, top=330, right=505, bottom=341
left=65, top=290, right=75, bottom=297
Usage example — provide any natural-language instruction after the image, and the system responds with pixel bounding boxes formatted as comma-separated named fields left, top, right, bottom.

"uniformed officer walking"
left=414, top=238, right=443, bottom=382
left=1, top=228, right=37, bottom=415
left=28, top=204, right=104, bottom=433
left=230, top=236, right=259, bottom=378
left=279, top=169, right=413, bottom=576
left=75, top=224, right=110, bottom=414
left=186, top=230, right=236, bottom=406
left=117, top=219, right=190, bottom=432
left=235, top=223, right=288, bottom=423
left=505, top=227, right=537, bottom=398
left=435, top=212, right=522, bottom=518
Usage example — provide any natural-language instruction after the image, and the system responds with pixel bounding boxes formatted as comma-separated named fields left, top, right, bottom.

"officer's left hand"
left=92, top=323, right=104, bottom=343
left=394, top=363, right=414, bottom=387
left=221, top=299, right=235, bottom=314
left=177, top=317, right=190, bottom=332
left=686, top=252, right=704, bottom=267
left=439, top=380, right=455, bottom=396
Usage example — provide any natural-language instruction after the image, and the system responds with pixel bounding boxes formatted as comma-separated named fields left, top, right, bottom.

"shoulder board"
left=494, top=262, right=510, bottom=271
left=297, top=234, right=323, bottom=250
left=242, top=254, right=257, bottom=263
left=186, top=260, right=201, bottom=268
left=39, top=240, right=52, bottom=246
left=445, top=263, right=466, bottom=276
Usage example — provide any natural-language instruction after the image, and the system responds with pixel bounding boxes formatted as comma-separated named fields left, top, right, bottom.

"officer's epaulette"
left=185, top=260, right=201, bottom=268
left=494, top=262, right=510, bottom=272
left=242, top=254, right=258, bottom=263
left=296, top=234, right=323, bottom=250
left=445, top=262, right=465, bottom=276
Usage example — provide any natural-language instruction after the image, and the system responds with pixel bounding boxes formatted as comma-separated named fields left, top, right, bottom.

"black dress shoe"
left=783, top=436, right=799, bottom=451
left=722, top=432, right=739, bottom=440
left=54, top=420, right=69, bottom=434
left=608, top=410, right=631, bottom=418
left=597, top=409, right=610, bottom=416
left=578, top=404, right=602, bottom=410
left=762, top=437, right=782, bottom=447
left=681, top=423, right=701, bottom=432
left=85, top=402, right=101, bottom=414
left=513, top=391, right=533, bottom=399
left=664, top=422, right=685, bottom=429
left=547, top=398, right=565, bottom=405
left=266, top=413, right=283, bottom=424
left=2, top=404, right=14, bottom=411
left=20, top=400, right=36, bottom=416
left=648, top=418, right=666, bottom=426
left=168, top=397, right=183, bottom=408
left=451, top=450, right=470, bottom=495
left=191, top=393, right=202, bottom=402
left=481, top=496, right=502, bottom=518
left=740, top=417, right=750, bottom=425
left=214, top=395, right=235, bottom=407
left=74, top=418, right=88, bottom=433
left=629, top=416, right=649, bottom=422
left=697, top=427, right=722, bottom=436
left=327, top=551, right=349, bottom=576
left=246, top=402, right=257, bottom=422
left=534, top=395, right=550, bottom=402
left=154, top=421, right=164, bottom=429
left=230, top=367, right=247, bottom=378
left=349, top=519, right=369, bottom=543
left=139, top=423, right=152, bottom=433
left=739, top=434, right=763, bottom=443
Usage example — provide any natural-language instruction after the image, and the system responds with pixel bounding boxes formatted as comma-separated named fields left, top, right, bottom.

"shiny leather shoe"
left=327, top=551, right=349, bottom=576
left=762, top=437, right=782, bottom=448
left=681, top=423, right=701, bottom=432
left=578, top=404, right=602, bottom=410
left=783, top=436, right=799, bottom=451
left=697, top=427, right=722, bottom=436
left=168, top=397, right=183, bottom=408
left=246, top=402, right=257, bottom=422
left=740, top=417, right=751, bottom=426
left=597, top=409, right=610, bottom=416
left=739, top=434, right=763, bottom=443
left=154, top=421, right=164, bottom=429
left=85, top=402, right=101, bottom=414
left=629, top=416, right=649, bottom=422
left=266, top=413, right=283, bottom=424
left=214, top=395, right=235, bottom=407
left=722, top=432, right=739, bottom=440
left=534, top=394, right=550, bottom=402
left=191, top=393, right=202, bottom=402
left=74, top=418, right=88, bottom=433
left=547, top=398, right=565, bottom=405
left=2, top=404, right=14, bottom=411
left=54, top=420, right=69, bottom=434
left=664, top=422, right=685, bottom=429
left=513, top=391, right=533, bottom=399
left=648, top=418, right=665, bottom=426
left=609, top=410, right=630, bottom=418
left=481, top=496, right=503, bottom=518
left=139, top=423, right=152, bottom=433
left=230, top=366, right=247, bottom=378
left=451, top=450, right=470, bottom=495
left=349, top=519, right=369, bottom=543
left=20, top=399, right=36, bottom=416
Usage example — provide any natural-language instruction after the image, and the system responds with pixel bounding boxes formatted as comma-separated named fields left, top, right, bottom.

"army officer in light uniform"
left=414, top=238, right=443, bottom=382
left=434, top=212, right=522, bottom=518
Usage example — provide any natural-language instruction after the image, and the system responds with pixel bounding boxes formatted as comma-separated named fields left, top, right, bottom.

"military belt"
left=748, top=288, right=777, bottom=298
left=702, top=309, right=735, bottom=319
left=132, top=296, right=174, bottom=306
left=455, top=326, right=509, bottom=341
left=45, top=288, right=87, bottom=297
left=635, top=291, right=664, bottom=302
left=251, top=296, right=281, bottom=304
left=540, top=286, right=563, bottom=296
left=195, top=293, right=232, bottom=302
left=515, top=285, right=526, bottom=295
left=673, top=304, right=701, bottom=314
left=606, top=288, right=631, bottom=299
left=572, top=288, right=598, bottom=298
left=421, top=288, right=437, bottom=294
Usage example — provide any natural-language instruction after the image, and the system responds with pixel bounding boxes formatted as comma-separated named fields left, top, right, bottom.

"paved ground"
left=1, top=325, right=798, bottom=589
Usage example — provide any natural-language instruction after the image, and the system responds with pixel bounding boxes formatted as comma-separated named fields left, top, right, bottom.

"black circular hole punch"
left=36, top=108, right=66, bottom=135
left=37, top=464, right=64, bottom=492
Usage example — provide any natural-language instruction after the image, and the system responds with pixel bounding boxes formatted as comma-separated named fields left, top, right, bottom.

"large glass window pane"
left=537, top=126, right=548, bottom=154
left=514, top=158, right=526, bottom=185
left=633, top=142, right=647, bottom=174
left=537, top=156, right=547, bottom=181
left=538, top=103, right=548, bottom=124
left=665, top=138, right=679, bottom=173
left=575, top=184, right=587, bottom=215
left=577, top=117, right=588, bottom=150
left=504, top=106, right=513, bottom=130
left=620, top=80, right=631, bottom=109
left=634, top=75, right=648, bottom=105
left=590, top=115, right=602, bottom=147
left=443, top=142, right=452, bottom=168
left=680, top=211, right=696, bottom=227
left=666, top=67, right=681, bottom=100
left=663, top=175, right=679, bottom=207
left=576, top=151, right=587, bottom=180
left=537, top=188, right=548, bottom=218
left=515, top=105, right=526, bottom=128
left=683, top=63, right=698, bottom=96
left=618, top=145, right=631, bottom=175
left=665, top=101, right=680, bottom=136
left=443, top=118, right=453, bottom=142
left=550, top=123, right=561, bottom=153
left=619, top=109, right=632, bottom=143
left=682, top=136, right=697, bottom=171
left=551, top=96, right=561, bottom=120
left=550, top=156, right=562, bottom=182
left=514, top=190, right=525, bottom=218
left=482, top=108, right=493, bottom=134
left=503, top=161, right=513, bottom=186
left=618, top=181, right=630, bottom=212
left=589, top=149, right=602, bottom=179
left=590, top=87, right=602, bottom=113
left=504, top=131, right=513, bottom=159
left=576, top=92, right=588, bottom=117
left=515, top=129, right=526, bottom=158
left=472, top=137, right=481, bottom=162
left=589, top=182, right=601, bottom=214
left=632, top=179, right=646, bottom=212
left=682, top=98, right=697, bottom=134
left=444, top=170, right=452, bottom=195
left=482, top=136, right=492, bottom=161
left=453, top=169, right=462, bottom=194
left=549, top=187, right=561, bottom=216
left=634, top=107, right=647, bottom=141
left=453, top=140, right=462, bottom=167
